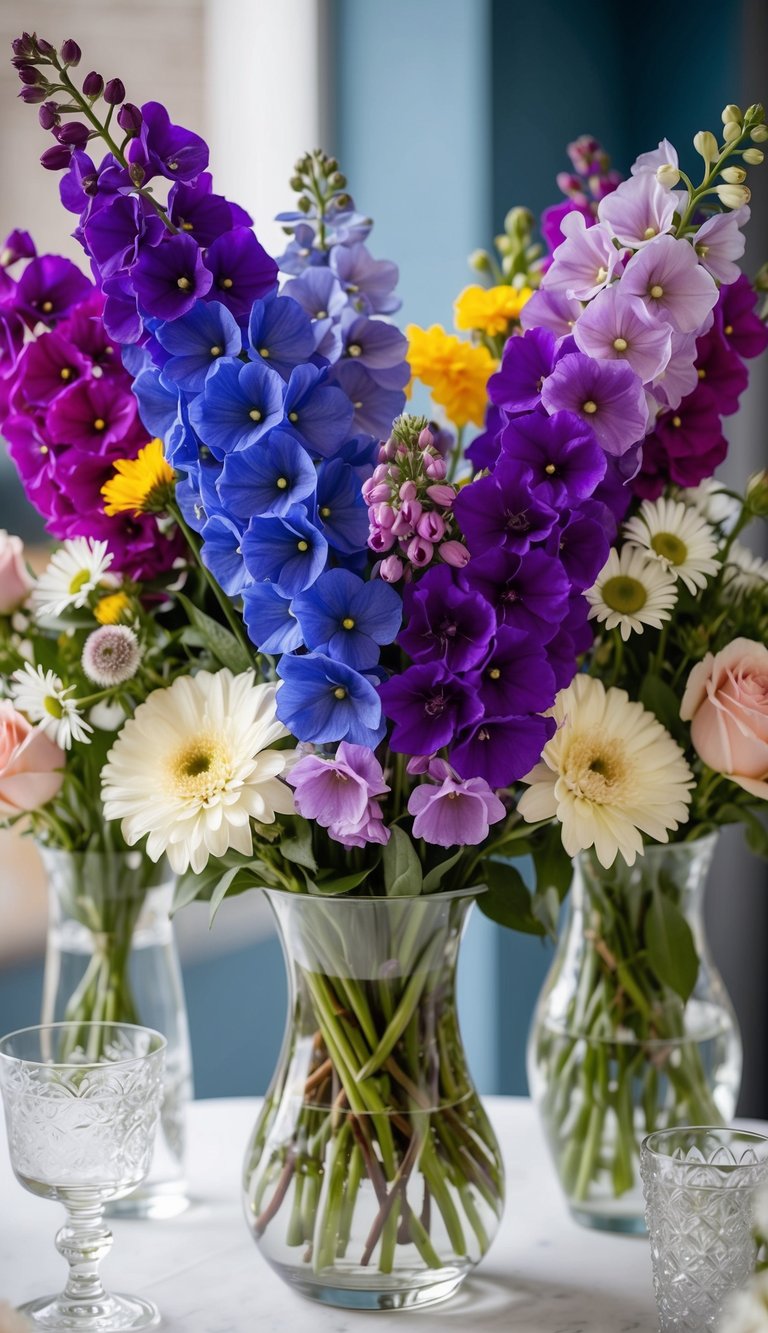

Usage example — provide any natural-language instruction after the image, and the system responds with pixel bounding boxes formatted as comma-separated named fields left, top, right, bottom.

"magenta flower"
left=693, top=208, right=748, bottom=286
left=47, top=376, right=138, bottom=452
left=13, top=255, right=91, bottom=327
left=408, top=773, right=505, bottom=848
left=520, top=287, right=582, bottom=339
left=573, top=284, right=672, bottom=384
left=287, top=741, right=390, bottom=848
left=717, top=275, right=768, bottom=360
left=694, top=326, right=748, bottom=415
left=543, top=213, right=624, bottom=301
left=541, top=351, right=649, bottom=455
left=597, top=173, right=677, bottom=249
left=10, top=330, right=90, bottom=407
left=620, top=234, right=718, bottom=334
left=635, top=384, right=727, bottom=496
left=540, top=199, right=593, bottom=257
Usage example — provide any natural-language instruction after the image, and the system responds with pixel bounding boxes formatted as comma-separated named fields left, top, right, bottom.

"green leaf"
left=308, top=867, right=373, bottom=896
left=422, top=849, right=464, bottom=894
left=644, top=888, right=699, bottom=1001
left=476, top=859, right=545, bottom=936
left=172, top=872, right=208, bottom=915
left=639, top=674, right=687, bottom=744
left=176, top=592, right=253, bottom=673
left=209, top=865, right=246, bottom=926
left=531, top=825, right=573, bottom=902
left=278, top=829, right=318, bottom=872
left=382, top=825, right=423, bottom=897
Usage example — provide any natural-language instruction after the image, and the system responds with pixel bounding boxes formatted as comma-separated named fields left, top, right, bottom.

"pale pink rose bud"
left=0, top=700, right=64, bottom=815
left=407, top=536, right=434, bottom=567
left=680, top=637, right=768, bottom=798
left=380, top=555, right=404, bottom=583
left=374, top=503, right=396, bottom=529
left=401, top=499, right=423, bottom=525
left=391, top=510, right=414, bottom=537
left=440, top=540, right=470, bottom=568
left=399, top=480, right=418, bottom=502
left=424, top=455, right=447, bottom=480
left=426, top=484, right=456, bottom=507
left=369, top=528, right=397, bottom=552
left=0, top=531, right=33, bottom=615
left=418, top=426, right=435, bottom=449
left=417, top=511, right=446, bottom=541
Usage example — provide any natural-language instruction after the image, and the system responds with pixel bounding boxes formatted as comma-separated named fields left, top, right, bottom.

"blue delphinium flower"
left=154, top=300, right=242, bottom=392
left=282, top=364, right=354, bottom=457
left=242, top=584, right=304, bottom=655
left=314, top=459, right=370, bottom=554
left=132, top=365, right=179, bottom=438
left=328, top=360, right=406, bottom=438
left=247, top=295, right=316, bottom=379
left=189, top=356, right=284, bottom=457
left=276, top=652, right=385, bottom=746
left=217, top=428, right=317, bottom=520
left=200, top=512, right=249, bottom=596
left=292, top=569, right=401, bottom=670
left=241, top=505, right=327, bottom=597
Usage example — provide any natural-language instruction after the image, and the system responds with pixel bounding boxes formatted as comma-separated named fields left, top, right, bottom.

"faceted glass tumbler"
left=641, top=1126, right=768, bottom=1332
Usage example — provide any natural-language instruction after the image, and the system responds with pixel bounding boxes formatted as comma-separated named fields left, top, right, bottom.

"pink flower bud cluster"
left=362, top=426, right=469, bottom=583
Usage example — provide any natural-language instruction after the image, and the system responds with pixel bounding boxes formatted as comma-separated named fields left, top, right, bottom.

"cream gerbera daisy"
left=623, top=497, right=720, bottom=593
left=101, top=669, right=296, bottom=874
left=32, top=538, right=113, bottom=617
left=518, top=675, right=694, bottom=868
left=585, top=546, right=678, bottom=640
left=723, top=541, right=768, bottom=600
left=11, top=663, right=93, bottom=750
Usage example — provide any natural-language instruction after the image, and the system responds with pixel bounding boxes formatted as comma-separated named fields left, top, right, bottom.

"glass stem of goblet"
left=56, top=1198, right=113, bottom=1308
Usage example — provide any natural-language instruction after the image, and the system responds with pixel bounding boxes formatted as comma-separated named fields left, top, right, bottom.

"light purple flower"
left=520, top=287, right=582, bottom=338
left=620, top=234, right=718, bottom=334
left=408, top=774, right=505, bottom=848
left=543, top=213, right=624, bottom=301
left=650, top=330, right=699, bottom=410
left=597, top=173, right=678, bottom=249
left=630, top=139, right=679, bottom=176
left=286, top=741, right=390, bottom=848
left=573, top=284, right=672, bottom=383
left=692, top=207, right=749, bottom=285
left=541, top=351, right=649, bottom=455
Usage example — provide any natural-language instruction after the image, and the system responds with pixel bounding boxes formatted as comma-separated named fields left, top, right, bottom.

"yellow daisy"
left=454, top=284, right=533, bottom=337
left=101, top=439, right=175, bottom=516
left=406, top=324, right=495, bottom=428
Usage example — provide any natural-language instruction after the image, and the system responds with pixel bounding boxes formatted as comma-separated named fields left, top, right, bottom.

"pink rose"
left=0, top=530, right=32, bottom=615
left=680, top=638, right=768, bottom=799
left=0, top=701, right=65, bottom=816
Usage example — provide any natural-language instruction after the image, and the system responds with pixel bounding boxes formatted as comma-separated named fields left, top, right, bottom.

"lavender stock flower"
left=541, top=351, right=649, bottom=456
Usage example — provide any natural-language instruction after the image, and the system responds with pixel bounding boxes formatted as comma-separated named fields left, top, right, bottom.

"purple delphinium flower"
left=451, top=714, right=556, bottom=788
left=329, top=242, right=400, bottom=315
left=131, top=233, right=213, bottom=320
left=692, top=207, right=748, bottom=286
left=717, top=275, right=768, bottom=360
left=541, top=351, right=649, bottom=456
left=340, top=312, right=409, bottom=388
left=465, top=626, right=556, bottom=716
left=546, top=502, right=612, bottom=590
left=453, top=461, right=558, bottom=556
left=277, top=653, right=385, bottom=747
left=0, top=229, right=36, bottom=266
left=462, top=548, right=570, bottom=641
left=127, top=100, right=209, bottom=182
left=83, top=195, right=165, bottom=280
left=694, top=325, right=749, bottom=415
left=465, top=403, right=505, bottom=471
left=634, top=383, right=727, bottom=497
left=488, top=326, right=557, bottom=413
left=13, top=255, right=91, bottom=326
left=573, top=284, right=673, bottom=384
left=597, top=172, right=677, bottom=249
left=204, top=226, right=278, bottom=318
left=329, top=360, right=406, bottom=438
left=520, top=287, right=582, bottom=339
left=408, top=773, right=505, bottom=848
left=397, top=565, right=495, bottom=673
left=379, top=664, right=482, bottom=756
left=287, top=741, right=390, bottom=848
left=498, top=410, right=606, bottom=505
left=543, top=213, right=624, bottom=301
left=620, top=234, right=719, bottom=334
left=167, top=173, right=251, bottom=246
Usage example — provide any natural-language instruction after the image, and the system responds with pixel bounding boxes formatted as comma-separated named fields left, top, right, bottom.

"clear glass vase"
left=527, top=834, right=742, bottom=1233
left=39, top=845, right=193, bottom=1219
left=243, top=888, right=504, bottom=1311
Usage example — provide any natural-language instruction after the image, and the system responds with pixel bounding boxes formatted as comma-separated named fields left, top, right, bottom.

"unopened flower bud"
left=298, top=195, right=312, bottom=213
left=368, top=527, right=396, bottom=553
left=55, top=121, right=89, bottom=148
left=417, top=427, right=434, bottom=450
left=425, top=484, right=456, bottom=507
left=417, top=512, right=446, bottom=542
left=399, top=481, right=417, bottom=502
left=128, top=162, right=146, bottom=187
left=656, top=163, right=681, bottom=187
left=424, top=455, right=447, bottom=480
left=19, top=85, right=48, bottom=103
left=723, top=122, right=743, bottom=143
left=407, top=536, right=433, bottom=568
left=35, top=38, right=55, bottom=57
left=504, top=206, right=534, bottom=241
left=374, top=502, right=395, bottom=530
left=329, top=172, right=346, bottom=189
left=391, top=510, right=413, bottom=538
left=117, top=102, right=142, bottom=134
left=38, top=100, right=59, bottom=129
left=289, top=175, right=303, bottom=192
left=743, top=147, right=764, bottom=165
left=12, top=34, right=35, bottom=59
left=750, top=125, right=768, bottom=143
left=693, top=130, right=718, bottom=163
left=468, top=248, right=491, bottom=274
left=82, top=70, right=104, bottom=97
left=103, top=77, right=126, bottom=105
left=440, top=541, right=470, bottom=569
left=746, top=469, right=768, bottom=515
left=401, top=499, right=423, bottom=526
left=722, top=104, right=742, bottom=125
left=60, top=38, right=82, bottom=67
left=745, top=103, right=765, bottom=124
left=495, top=234, right=513, bottom=257
left=721, top=165, right=747, bottom=183
left=379, top=555, right=404, bottom=583
left=18, top=65, right=46, bottom=86
left=715, top=182, right=751, bottom=207
left=40, top=144, right=72, bottom=170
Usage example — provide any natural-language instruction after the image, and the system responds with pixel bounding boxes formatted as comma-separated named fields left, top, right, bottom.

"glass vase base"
left=272, top=1264, right=468, bottom=1311
left=106, top=1179, right=190, bottom=1220
left=19, top=1291, right=160, bottom=1331
left=568, top=1202, right=647, bottom=1236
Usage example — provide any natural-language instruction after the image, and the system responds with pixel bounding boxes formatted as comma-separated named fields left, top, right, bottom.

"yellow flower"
left=101, top=439, right=175, bottom=516
left=406, top=324, right=495, bottom=428
left=94, top=591, right=132, bottom=626
left=454, top=284, right=533, bottom=337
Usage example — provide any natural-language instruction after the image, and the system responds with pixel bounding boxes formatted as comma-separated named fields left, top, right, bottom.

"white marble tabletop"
left=0, top=1096, right=659, bottom=1332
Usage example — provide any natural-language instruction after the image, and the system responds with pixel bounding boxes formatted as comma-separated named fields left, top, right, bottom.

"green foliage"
left=382, top=825, right=423, bottom=897
left=476, top=859, right=546, bottom=936
left=177, top=592, right=253, bottom=674
left=644, top=886, right=699, bottom=1002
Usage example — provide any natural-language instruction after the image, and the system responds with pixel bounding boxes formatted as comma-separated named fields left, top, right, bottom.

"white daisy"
left=518, top=674, right=694, bottom=868
left=32, top=538, right=113, bottom=618
left=11, top=663, right=93, bottom=750
left=585, top=546, right=678, bottom=640
left=101, top=669, right=296, bottom=875
left=681, top=478, right=741, bottom=531
left=723, top=541, right=768, bottom=600
left=623, top=497, right=720, bottom=593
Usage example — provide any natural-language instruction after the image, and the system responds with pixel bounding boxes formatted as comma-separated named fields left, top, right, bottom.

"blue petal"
left=241, top=505, right=328, bottom=598
left=132, top=366, right=179, bottom=438
left=201, top=513, right=249, bottom=596
left=156, top=299, right=242, bottom=392
left=217, top=428, right=317, bottom=520
left=242, top=584, right=304, bottom=654
left=275, top=652, right=383, bottom=745
left=247, top=294, right=316, bottom=379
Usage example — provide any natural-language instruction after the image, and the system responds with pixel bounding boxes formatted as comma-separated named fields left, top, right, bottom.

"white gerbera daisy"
left=723, top=540, right=768, bottom=600
left=518, top=675, right=694, bottom=868
left=623, top=497, right=720, bottom=593
left=32, top=538, right=113, bottom=617
left=585, top=546, right=678, bottom=640
left=681, top=478, right=741, bottom=531
left=11, top=663, right=93, bottom=750
left=101, top=669, right=296, bottom=874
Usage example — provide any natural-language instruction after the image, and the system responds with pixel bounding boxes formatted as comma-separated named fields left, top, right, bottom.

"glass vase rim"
left=260, top=883, right=486, bottom=906
left=0, top=1021, right=166, bottom=1070
left=577, top=830, right=719, bottom=866
left=642, top=1125, right=768, bottom=1172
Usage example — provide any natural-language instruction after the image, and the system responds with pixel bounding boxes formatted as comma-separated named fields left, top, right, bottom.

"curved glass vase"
left=527, top=833, right=742, bottom=1234
left=40, top=845, right=193, bottom=1219
left=243, top=888, right=504, bottom=1311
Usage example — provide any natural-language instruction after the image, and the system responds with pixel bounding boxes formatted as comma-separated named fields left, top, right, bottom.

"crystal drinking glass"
left=0, top=1022, right=166, bottom=1331
left=641, top=1126, right=768, bottom=1331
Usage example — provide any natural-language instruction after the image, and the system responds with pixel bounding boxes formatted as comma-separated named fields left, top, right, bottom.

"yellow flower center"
left=595, top=266, right=608, bottom=284
left=43, top=695, right=63, bottom=720
left=601, top=575, right=647, bottom=615
left=276, top=477, right=289, bottom=490
left=488, top=667, right=501, bottom=680
left=725, top=324, right=734, bottom=335
left=348, top=343, right=362, bottom=357
left=297, top=540, right=309, bottom=552
left=672, top=415, right=682, bottom=427
left=698, top=368, right=706, bottom=379
left=93, top=418, right=106, bottom=431
left=643, top=227, right=657, bottom=240
left=651, top=532, right=688, bottom=566
left=41, top=300, right=54, bottom=314
left=68, top=569, right=91, bottom=596
left=177, top=277, right=191, bottom=291
left=249, top=408, right=262, bottom=422
left=60, top=367, right=72, bottom=381
left=320, top=506, right=332, bottom=518
left=544, top=463, right=557, bottom=475
left=649, top=283, right=664, bottom=298
left=289, top=412, right=299, bottom=423
left=582, top=400, right=598, bottom=415
left=562, top=734, right=629, bottom=804
left=220, top=277, right=234, bottom=289
left=210, top=345, right=222, bottom=357
left=169, top=736, right=230, bottom=804
left=612, top=337, right=628, bottom=352
left=342, top=617, right=355, bottom=630
left=333, top=687, right=347, bottom=700
left=259, top=347, right=270, bottom=358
